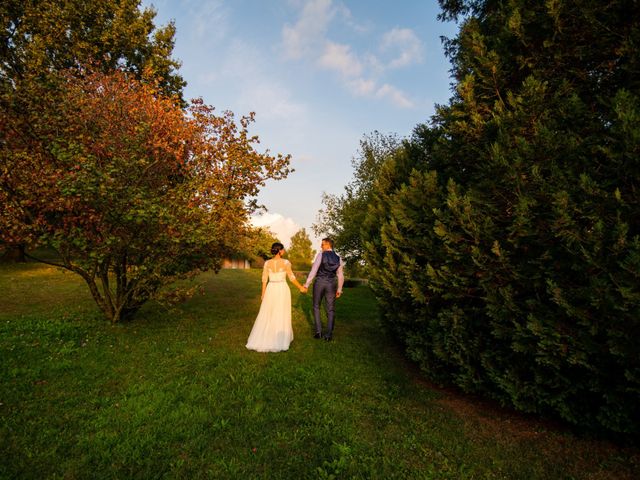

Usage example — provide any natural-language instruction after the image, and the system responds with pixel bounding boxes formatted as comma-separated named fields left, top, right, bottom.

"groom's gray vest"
left=316, top=251, right=340, bottom=280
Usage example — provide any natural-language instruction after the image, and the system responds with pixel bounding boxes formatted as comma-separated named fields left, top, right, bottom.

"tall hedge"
left=362, top=0, right=640, bottom=434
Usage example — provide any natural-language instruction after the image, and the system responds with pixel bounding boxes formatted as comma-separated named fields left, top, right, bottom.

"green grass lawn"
left=0, top=262, right=638, bottom=479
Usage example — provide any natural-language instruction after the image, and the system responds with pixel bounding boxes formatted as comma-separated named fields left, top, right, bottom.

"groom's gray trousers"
left=312, top=277, right=337, bottom=335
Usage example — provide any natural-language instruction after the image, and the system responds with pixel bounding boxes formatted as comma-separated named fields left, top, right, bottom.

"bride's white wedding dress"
left=246, top=259, right=295, bottom=352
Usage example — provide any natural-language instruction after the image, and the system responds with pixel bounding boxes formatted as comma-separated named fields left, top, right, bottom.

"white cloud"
left=238, top=82, right=307, bottom=121
left=209, top=39, right=308, bottom=123
left=251, top=213, right=301, bottom=248
left=380, top=28, right=424, bottom=69
left=346, top=77, right=376, bottom=96
left=363, top=52, right=385, bottom=75
left=376, top=83, right=414, bottom=108
left=335, top=3, right=371, bottom=34
left=345, top=79, right=413, bottom=108
left=317, top=41, right=362, bottom=77
left=281, top=0, right=335, bottom=60
left=281, top=1, right=418, bottom=109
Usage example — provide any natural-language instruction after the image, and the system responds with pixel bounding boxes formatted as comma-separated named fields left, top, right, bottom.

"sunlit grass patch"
left=0, top=263, right=638, bottom=479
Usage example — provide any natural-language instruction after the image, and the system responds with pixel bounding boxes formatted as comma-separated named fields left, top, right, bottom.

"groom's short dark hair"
left=322, top=238, right=334, bottom=248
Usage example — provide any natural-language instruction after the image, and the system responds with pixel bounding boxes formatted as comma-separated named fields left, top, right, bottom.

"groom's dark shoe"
left=323, top=335, right=332, bottom=341
left=313, top=332, right=322, bottom=339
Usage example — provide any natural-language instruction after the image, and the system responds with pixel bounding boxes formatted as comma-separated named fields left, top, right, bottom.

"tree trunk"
left=22, top=251, right=150, bottom=323
left=78, top=273, right=113, bottom=321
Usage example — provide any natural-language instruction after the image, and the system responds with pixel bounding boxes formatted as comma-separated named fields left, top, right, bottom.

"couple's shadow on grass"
left=294, top=287, right=328, bottom=337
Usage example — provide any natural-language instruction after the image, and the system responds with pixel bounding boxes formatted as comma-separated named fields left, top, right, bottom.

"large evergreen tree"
left=361, top=0, right=640, bottom=434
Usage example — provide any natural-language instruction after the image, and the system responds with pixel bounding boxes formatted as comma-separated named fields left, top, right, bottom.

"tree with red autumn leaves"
left=0, top=68, right=291, bottom=322
left=1, top=0, right=187, bottom=262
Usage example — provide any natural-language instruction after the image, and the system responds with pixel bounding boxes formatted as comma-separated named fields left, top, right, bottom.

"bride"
left=246, top=242, right=306, bottom=352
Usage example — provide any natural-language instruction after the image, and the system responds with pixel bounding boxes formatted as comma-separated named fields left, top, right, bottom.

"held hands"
left=299, top=286, right=308, bottom=294
left=336, top=291, right=342, bottom=299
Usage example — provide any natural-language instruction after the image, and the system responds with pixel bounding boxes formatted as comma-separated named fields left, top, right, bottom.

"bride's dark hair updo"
left=270, top=242, right=285, bottom=256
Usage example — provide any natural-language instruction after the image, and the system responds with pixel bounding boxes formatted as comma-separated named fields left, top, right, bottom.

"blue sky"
left=142, top=0, right=459, bottom=247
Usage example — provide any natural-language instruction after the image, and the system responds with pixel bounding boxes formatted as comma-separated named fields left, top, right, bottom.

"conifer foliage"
left=360, top=0, right=640, bottom=434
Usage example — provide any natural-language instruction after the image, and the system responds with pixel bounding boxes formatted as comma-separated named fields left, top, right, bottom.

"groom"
left=303, top=238, right=344, bottom=341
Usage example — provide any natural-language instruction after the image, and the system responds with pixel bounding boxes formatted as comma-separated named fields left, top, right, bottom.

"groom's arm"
left=337, top=263, right=344, bottom=294
left=304, top=253, right=322, bottom=288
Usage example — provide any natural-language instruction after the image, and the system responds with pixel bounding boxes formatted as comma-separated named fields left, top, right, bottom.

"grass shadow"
left=294, top=286, right=316, bottom=336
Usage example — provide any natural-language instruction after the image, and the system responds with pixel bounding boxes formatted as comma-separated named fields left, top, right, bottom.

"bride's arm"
left=285, top=260, right=305, bottom=292
left=261, top=261, right=269, bottom=300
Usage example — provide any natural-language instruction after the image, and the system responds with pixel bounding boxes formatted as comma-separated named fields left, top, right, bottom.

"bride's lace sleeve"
left=285, top=260, right=296, bottom=281
left=262, top=260, right=270, bottom=283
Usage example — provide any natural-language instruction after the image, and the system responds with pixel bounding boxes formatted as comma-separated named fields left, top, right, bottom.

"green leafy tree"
left=1, top=0, right=185, bottom=261
left=287, top=228, right=316, bottom=271
left=244, top=227, right=281, bottom=265
left=313, top=132, right=400, bottom=275
left=0, top=68, right=291, bottom=322
left=0, top=0, right=184, bottom=97
left=360, top=0, right=640, bottom=435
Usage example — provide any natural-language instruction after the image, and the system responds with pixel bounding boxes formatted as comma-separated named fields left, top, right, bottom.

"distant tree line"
left=315, top=0, right=639, bottom=436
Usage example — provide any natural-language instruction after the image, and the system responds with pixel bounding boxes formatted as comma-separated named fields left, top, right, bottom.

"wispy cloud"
left=317, top=41, right=362, bottom=78
left=282, top=0, right=334, bottom=60
left=346, top=79, right=414, bottom=108
left=376, top=83, right=413, bottom=108
left=235, top=41, right=304, bottom=116
left=281, top=0, right=422, bottom=109
left=238, top=81, right=307, bottom=121
left=381, top=27, right=424, bottom=69
left=189, top=0, right=229, bottom=43
left=346, top=77, right=376, bottom=96
left=334, top=2, right=372, bottom=34
left=195, top=38, right=308, bottom=132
